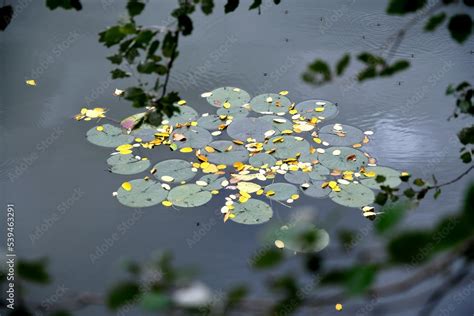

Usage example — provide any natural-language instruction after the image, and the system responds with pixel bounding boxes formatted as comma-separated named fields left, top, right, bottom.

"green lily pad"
left=153, top=159, right=196, bottom=183
left=301, top=181, right=331, bottom=198
left=107, top=154, right=151, bottom=175
left=87, top=124, right=134, bottom=148
left=116, top=179, right=168, bottom=207
left=329, top=183, right=375, bottom=208
left=318, top=147, right=368, bottom=171
left=131, top=125, right=158, bottom=142
left=206, top=87, right=251, bottom=108
left=196, top=114, right=224, bottom=130
left=308, top=164, right=330, bottom=180
left=284, top=170, right=310, bottom=185
left=226, top=117, right=273, bottom=142
left=201, top=141, right=249, bottom=165
left=249, top=93, right=291, bottom=114
left=295, top=99, right=338, bottom=121
left=275, top=222, right=330, bottom=253
left=360, top=166, right=402, bottom=190
left=231, top=199, right=273, bottom=225
left=167, top=184, right=212, bottom=207
left=263, top=136, right=311, bottom=159
left=198, top=174, right=227, bottom=191
left=164, top=106, right=198, bottom=126
left=171, top=126, right=212, bottom=149
left=318, top=124, right=364, bottom=146
left=216, top=106, right=249, bottom=118
left=265, top=183, right=298, bottom=201
left=260, top=115, right=293, bottom=134
left=249, top=153, right=277, bottom=168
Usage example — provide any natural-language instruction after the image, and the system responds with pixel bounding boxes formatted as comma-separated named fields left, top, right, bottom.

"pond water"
left=1, top=0, right=473, bottom=315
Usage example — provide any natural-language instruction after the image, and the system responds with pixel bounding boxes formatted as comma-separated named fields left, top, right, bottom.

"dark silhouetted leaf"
left=388, top=231, right=433, bottom=264
left=387, top=0, right=426, bottom=15
left=375, top=192, right=388, bottom=205
left=249, top=0, right=262, bottom=10
left=46, top=0, right=82, bottom=10
left=107, top=282, right=140, bottom=310
left=201, top=0, right=214, bottom=14
left=458, top=125, right=474, bottom=145
left=99, top=26, right=127, bottom=48
left=140, top=292, right=170, bottom=311
left=375, top=201, right=411, bottom=234
left=252, top=248, right=283, bottom=269
left=225, top=0, right=239, bottom=13
left=127, top=0, right=145, bottom=17
left=424, top=12, right=447, bottom=31
left=17, top=259, right=50, bottom=284
left=448, top=14, right=473, bottom=43
left=0, top=5, right=13, bottom=31
left=336, top=54, right=350, bottom=76
left=111, top=68, right=130, bottom=79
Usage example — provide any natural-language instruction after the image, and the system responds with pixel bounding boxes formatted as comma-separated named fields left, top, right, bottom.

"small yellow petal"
left=26, top=79, right=37, bottom=86
left=180, top=147, right=193, bottom=153
left=121, top=182, right=132, bottom=191
left=96, top=126, right=104, bottom=131
left=162, top=200, right=173, bottom=207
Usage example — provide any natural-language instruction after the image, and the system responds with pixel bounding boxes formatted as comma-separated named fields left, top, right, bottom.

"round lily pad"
left=329, top=183, right=375, bottom=208
left=265, top=183, right=298, bottom=201
left=164, top=106, right=198, bottom=126
left=318, top=124, right=364, bottom=146
left=301, top=181, right=331, bottom=198
left=167, top=184, right=212, bottom=207
left=249, top=93, right=291, bottom=114
left=260, top=115, right=293, bottom=134
left=231, top=199, right=273, bottom=225
left=249, top=153, right=276, bottom=168
left=206, top=87, right=251, bottom=108
left=131, top=125, right=158, bottom=142
left=198, top=174, right=227, bottom=191
left=153, top=159, right=196, bottom=183
left=116, top=179, right=168, bottom=207
left=171, top=126, right=212, bottom=149
left=201, top=140, right=249, bottom=165
left=308, top=164, right=330, bottom=180
left=196, top=114, right=223, bottom=130
left=275, top=222, right=330, bottom=253
left=284, top=170, right=310, bottom=185
left=216, top=106, right=249, bottom=119
left=360, top=166, right=402, bottom=190
left=295, top=99, right=338, bottom=121
left=318, top=147, right=368, bottom=171
left=107, top=154, right=151, bottom=175
left=299, top=151, right=320, bottom=164
left=263, top=136, right=311, bottom=159
left=87, top=124, right=134, bottom=148
left=226, top=117, right=273, bottom=142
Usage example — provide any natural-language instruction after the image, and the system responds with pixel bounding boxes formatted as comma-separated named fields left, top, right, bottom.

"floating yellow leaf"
left=96, top=126, right=104, bottom=131
left=177, top=100, right=187, bottom=105
left=335, top=303, right=343, bottom=311
left=121, top=182, right=132, bottom=191
left=237, top=182, right=261, bottom=194
left=223, top=102, right=231, bottom=108
left=279, top=90, right=289, bottom=96
left=26, top=79, right=36, bottom=86
left=315, top=107, right=325, bottom=112
left=161, top=175, right=174, bottom=182
left=275, top=240, right=285, bottom=248
left=162, top=200, right=173, bottom=207
left=180, top=147, right=193, bottom=153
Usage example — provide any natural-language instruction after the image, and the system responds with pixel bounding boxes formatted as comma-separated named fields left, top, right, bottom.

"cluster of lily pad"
left=76, top=87, right=408, bottom=227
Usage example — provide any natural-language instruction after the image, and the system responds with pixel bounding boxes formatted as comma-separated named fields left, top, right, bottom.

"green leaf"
left=111, top=68, right=130, bottom=79
left=345, top=265, right=377, bottom=295
left=424, top=12, right=447, bottom=31
left=225, top=0, right=240, bottom=13
left=375, top=200, right=411, bottom=234
left=178, top=14, right=193, bottom=36
left=462, top=182, right=474, bottom=224
left=403, top=188, right=415, bottom=198
left=375, top=192, right=388, bottom=205
left=125, top=87, right=148, bottom=108
left=251, top=248, right=284, bottom=269
left=201, top=0, right=214, bottom=15
left=224, top=286, right=248, bottom=312
left=249, top=0, right=262, bottom=10
left=380, top=60, right=410, bottom=76
left=0, top=5, right=13, bottom=31
left=448, top=14, right=473, bottom=43
left=387, top=0, right=426, bottom=15
left=303, top=60, right=332, bottom=85
left=107, top=282, right=140, bottom=310
left=336, top=54, right=350, bottom=76
left=162, top=32, right=177, bottom=58
left=17, top=259, right=50, bottom=284
left=107, top=54, right=123, bottom=64
left=413, top=178, right=426, bottom=186
left=388, top=231, right=433, bottom=264
left=458, top=125, right=474, bottom=145
left=46, top=0, right=82, bottom=10
left=127, top=0, right=145, bottom=17
left=99, top=26, right=127, bottom=48
left=140, top=292, right=170, bottom=311
left=432, top=215, right=473, bottom=252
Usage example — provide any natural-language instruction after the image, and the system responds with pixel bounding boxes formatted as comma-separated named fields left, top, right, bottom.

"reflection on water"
left=1, top=0, right=473, bottom=315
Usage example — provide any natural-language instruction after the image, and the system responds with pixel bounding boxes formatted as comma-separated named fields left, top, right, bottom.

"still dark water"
left=1, top=0, right=473, bottom=315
